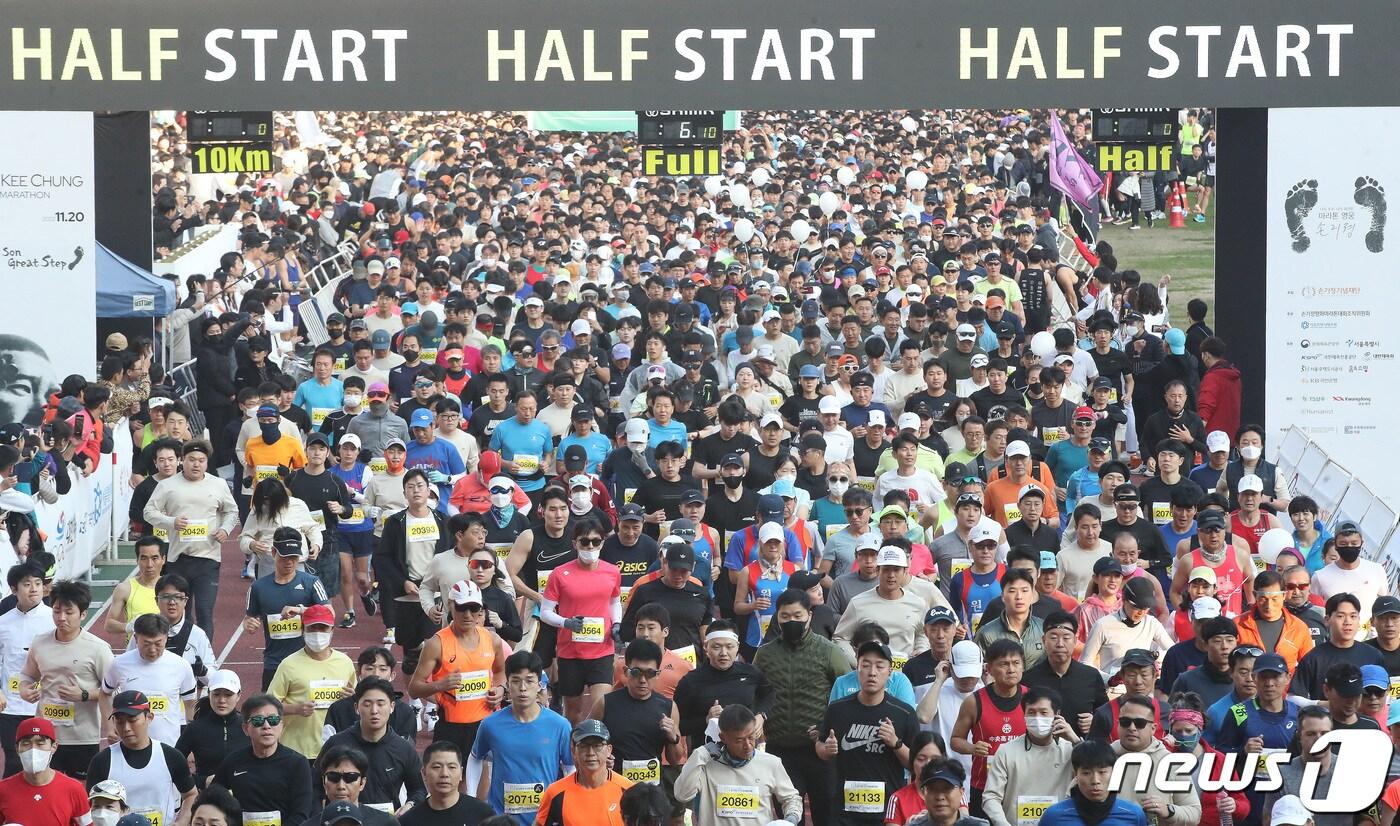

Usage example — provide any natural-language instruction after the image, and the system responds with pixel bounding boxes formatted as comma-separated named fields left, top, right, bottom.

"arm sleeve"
left=539, top=598, right=566, bottom=628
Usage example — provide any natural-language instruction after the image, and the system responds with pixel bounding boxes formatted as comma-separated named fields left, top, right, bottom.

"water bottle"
left=1218, top=792, right=1233, bottom=826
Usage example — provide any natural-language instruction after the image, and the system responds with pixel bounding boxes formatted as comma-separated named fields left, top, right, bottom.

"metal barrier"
left=297, top=242, right=358, bottom=348
left=167, top=359, right=207, bottom=438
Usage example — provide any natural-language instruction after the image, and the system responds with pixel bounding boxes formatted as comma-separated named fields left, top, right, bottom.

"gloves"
left=563, top=616, right=586, bottom=633
left=427, top=470, right=449, bottom=485
left=629, top=450, right=650, bottom=473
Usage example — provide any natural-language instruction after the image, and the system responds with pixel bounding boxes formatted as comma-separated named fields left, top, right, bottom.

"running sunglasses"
left=468, top=559, right=495, bottom=570
left=626, top=667, right=661, bottom=680
left=576, top=537, right=603, bottom=548
left=828, top=476, right=850, bottom=484
left=325, top=771, right=363, bottom=784
left=1117, top=716, right=1152, bottom=730
left=249, top=714, right=282, bottom=728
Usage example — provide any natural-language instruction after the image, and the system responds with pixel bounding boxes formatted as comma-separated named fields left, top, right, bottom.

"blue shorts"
left=337, top=531, right=374, bottom=559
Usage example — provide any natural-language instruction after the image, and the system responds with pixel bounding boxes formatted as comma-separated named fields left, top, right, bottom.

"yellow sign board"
left=643, top=146, right=722, bottom=176
left=1096, top=143, right=1175, bottom=173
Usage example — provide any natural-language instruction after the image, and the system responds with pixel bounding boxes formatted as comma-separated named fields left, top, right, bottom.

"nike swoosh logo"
left=840, top=736, right=881, bottom=751
left=537, top=548, right=572, bottom=564
left=233, top=771, right=247, bottom=776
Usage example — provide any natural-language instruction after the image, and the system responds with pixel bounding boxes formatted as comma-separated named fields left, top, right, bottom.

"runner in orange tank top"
left=409, top=579, right=506, bottom=759
left=1169, top=509, right=1256, bottom=619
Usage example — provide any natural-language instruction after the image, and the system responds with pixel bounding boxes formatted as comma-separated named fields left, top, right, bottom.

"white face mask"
left=91, top=810, right=119, bottom=826
left=343, top=394, right=362, bottom=408
left=304, top=632, right=333, bottom=652
left=571, top=491, right=593, bottom=512
left=1240, top=445, right=1262, bottom=461
left=578, top=550, right=600, bottom=565
left=490, top=492, right=512, bottom=509
left=19, top=746, right=50, bottom=774
left=480, top=258, right=498, bottom=269
left=1024, top=716, right=1055, bottom=739
left=828, top=481, right=849, bottom=498
left=1121, top=562, right=1138, bottom=576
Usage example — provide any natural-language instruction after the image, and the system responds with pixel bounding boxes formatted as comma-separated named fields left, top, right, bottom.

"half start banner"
left=0, top=2, right=1393, bottom=109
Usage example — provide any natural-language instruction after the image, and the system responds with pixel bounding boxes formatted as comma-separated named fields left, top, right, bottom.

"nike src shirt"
left=819, top=693, right=922, bottom=825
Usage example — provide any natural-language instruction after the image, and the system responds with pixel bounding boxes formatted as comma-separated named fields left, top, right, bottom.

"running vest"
left=959, top=564, right=1007, bottom=631
left=127, top=577, right=159, bottom=624
left=743, top=561, right=797, bottom=647
left=109, top=742, right=179, bottom=826
left=523, top=528, right=577, bottom=596
left=1187, top=544, right=1246, bottom=617
left=970, top=686, right=1027, bottom=789
left=1230, top=511, right=1270, bottom=556
left=430, top=626, right=495, bottom=723
left=788, top=520, right=815, bottom=568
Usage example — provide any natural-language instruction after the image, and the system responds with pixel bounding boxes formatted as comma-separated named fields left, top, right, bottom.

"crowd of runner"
left=0, top=107, right=1369, bottom=826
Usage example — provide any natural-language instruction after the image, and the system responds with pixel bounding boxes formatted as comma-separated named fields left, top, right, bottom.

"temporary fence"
left=1272, top=426, right=1400, bottom=590
left=25, top=419, right=134, bottom=583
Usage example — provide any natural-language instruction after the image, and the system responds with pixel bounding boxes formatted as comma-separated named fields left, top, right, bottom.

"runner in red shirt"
left=0, top=718, right=92, bottom=826
left=540, top=518, right=623, bottom=724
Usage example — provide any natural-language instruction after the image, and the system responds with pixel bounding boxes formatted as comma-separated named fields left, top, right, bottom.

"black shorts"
left=555, top=655, right=614, bottom=697
left=337, top=531, right=374, bottom=559
left=533, top=622, right=558, bottom=668
left=1203, top=174, right=1216, bottom=188
left=432, top=719, right=481, bottom=759
left=52, top=744, right=98, bottom=781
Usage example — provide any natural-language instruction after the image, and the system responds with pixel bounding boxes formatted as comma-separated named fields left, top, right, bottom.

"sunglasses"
left=325, top=771, right=363, bottom=784
left=157, top=594, right=188, bottom=603
left=468, top=559, right=495, bottom=570
left=577, top=537, right=603, bottom=547
left=974, top=541, right=999, bottom=550
left=828, top=477, right=850, bottom=484
left=1284, top=583, right=1310, bottom=592
left=453, top=602, right=484, bottom=612
left=1236, top=646, right=1265, bottom=657
left=626, top=667, right=661, bottom=680
left=1118, top=716, right=1153, bottom=730
left=367, top=393, right=389, bottom=400
left=488, top=487, right=512, bottom=495
left=543, top=344, right=560, bottom=351
left=249, top=714, right=282, bottom=728
left=845, top=507, right=870, bottom=516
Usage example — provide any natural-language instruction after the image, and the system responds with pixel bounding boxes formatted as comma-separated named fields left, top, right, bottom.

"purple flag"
left=1048, top=116, right=1103, bottom=210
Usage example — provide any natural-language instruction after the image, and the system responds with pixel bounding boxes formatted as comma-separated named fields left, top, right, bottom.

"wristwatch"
left=80, top=689, right=89, bottom=702
left=892, top=739, right=904, bottom=750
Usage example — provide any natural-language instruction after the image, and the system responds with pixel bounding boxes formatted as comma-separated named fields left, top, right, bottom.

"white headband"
left=705, top=630, right=740, bottom=643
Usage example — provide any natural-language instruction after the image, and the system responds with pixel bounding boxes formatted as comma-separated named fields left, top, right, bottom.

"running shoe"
left=339, top=611, right=356, bottom=629
left=361, top=586, right=379, bottom=616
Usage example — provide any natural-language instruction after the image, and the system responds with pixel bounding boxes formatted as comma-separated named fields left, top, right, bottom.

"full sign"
left=0, top=1, right=1388, bottom=109
left=642, top=146, right=722, bottom=176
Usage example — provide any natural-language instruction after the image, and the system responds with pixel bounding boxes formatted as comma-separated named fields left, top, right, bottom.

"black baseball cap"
left=1092, top=376, right=1115, bottom=391
left=571, top=719, right=611, bottom=744
left=1326, top=665, right=1363, bottom=698
left=1089, top=437, right=1112, bottom=453
left=110, top=690, right=151, bottom=717
left=1252, top=653, right=1288, bottom=674
left=305, top=431, right=330, bottom=448
left=562, top=444, right=588, bottom=471
left=274, top=533, right=304, bottom=556
left=1093, top=557, right=1124, bottom=576
left=618, top=503, right=645, bottom=522
left=856, top=641, right=893, bottom=662
left=758, top=494, right=785, bottom=523
left=1374, top=596, right=1400, bottom=617
left=321, top=802, right=363, bottom=826
left=680, top=489, right=706, bottom=506
left=919, top=761, right=965, bottom=789
left=788, top=570, right=824, bottom=592
left=1123, top=577, right=1156, bottom=609
left=925, top=606, right=957, bottom=626
left=943, top=461, right=969, bottom=482
left=720, top=452, right=745, bottom=469
left=1119, top=649, right=1156, bottom=669
left=664, top=544, right=695, bottom=570
left=1196, top=510, right=1227, bottom=530
left=1336, top=520, right=1362, bottom=536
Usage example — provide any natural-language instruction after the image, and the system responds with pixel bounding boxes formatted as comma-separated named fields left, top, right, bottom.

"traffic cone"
left=1168, top=183, right=1187, bottom=228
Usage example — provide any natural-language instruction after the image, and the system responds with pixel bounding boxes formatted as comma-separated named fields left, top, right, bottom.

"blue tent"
left=97, top=243, right=176, bottom=318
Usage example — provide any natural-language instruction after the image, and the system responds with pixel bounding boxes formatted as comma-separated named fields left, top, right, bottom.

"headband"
left=1168, top=709, right=1204, bottom=728
left=705, top=630, right=740, bottom=643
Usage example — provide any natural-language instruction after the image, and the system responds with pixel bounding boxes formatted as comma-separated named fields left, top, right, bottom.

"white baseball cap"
left=448, top=579, right=484, bottom=607
left=876, top=546, right=909, bottom=567
left=968, top=522, right=999, bottom=544
left=207, top=669, right=241, bottom=694
left=951, top=639, right=984, bottom=678
left=570, top=319, right=591, bottom=336
left=89, top=779, right=128, bottom=804
left=1005, top=440, right=1031, bottom=458
left=1192, top=596, right=1223, bottom=620
left=759, top=412, right=784, bottom=429
left=568, top=474, right=592, bottom=490
left=1238, top=474, right=1265, bottom=493
left=970, top=353, right=990, bottom=368
left=819, top=396, right=842, bottom=414
left=1206, top=431, right=1231, bottom=453
left=625, top=419, right=650, bottom=443
left=868, top=410, right=886, bottom=428
left=956, top=324, right=977, bottom=340
left=856, top=534, right=882, bottom=553
left=761, top=309, right=782, bottom=324
left=754, top=344, right=777, bottom=362
left=1270, top=796, right=1312, bottom=826
left=759, top=522, right=785, bottom=544
left=897, top=412, right=920, bottom=431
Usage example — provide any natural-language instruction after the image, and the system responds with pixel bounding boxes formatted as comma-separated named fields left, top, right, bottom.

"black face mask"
left=1338, top=544, right=1362, bottom=564
left=401, top=349, right=420, bottom=363
left=722, top=476, right=743, bottom=490
left=780, top=620, right=807, bottom=644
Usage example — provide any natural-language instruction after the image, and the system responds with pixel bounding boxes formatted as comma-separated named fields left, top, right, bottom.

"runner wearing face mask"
left=0, top=718, right=90, bottom=826
left=566, top=475, right=613, bottom=533
left=267, top=604, right=356, bottom=761
left=538, top=519, right=623, bottom=725
left=1310, top=521, right=1390, bottom=628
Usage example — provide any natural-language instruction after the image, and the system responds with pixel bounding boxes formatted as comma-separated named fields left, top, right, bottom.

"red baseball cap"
left=1073, top=406, right=1096, bottom=421
left=302, top=604, right=336, bottom=628
left=16, top=717, right=55, bottom=745
left=478, top=451, right=501, bottom=478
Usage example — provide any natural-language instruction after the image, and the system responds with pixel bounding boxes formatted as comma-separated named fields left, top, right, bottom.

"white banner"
left=1267, top=107, right=1400, bottom=508
left=0, top=111, right=96, bottom=425
left=28, top=419, right=132, bottom=581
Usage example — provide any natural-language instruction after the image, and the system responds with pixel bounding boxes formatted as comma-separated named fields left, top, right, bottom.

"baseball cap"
left=1164, top=328, right=1187, bottom=356
left=1270, top=796, right=1312, bottom=826
left=759, top=412, right=784, bottom=429
left=117, top=816, right=153, bottom=826
left=1196, top=510, right=1227, bottom=530
left=1092, top=376, right=1115, bottom=391
left=448, top=579, right=484, bottom=607
left=624, top=419, right=650, bottom=443
left=273, top=532, right=304, bottom=557
left=950, top=640, right=984, bottom=678
left=1252, top=653, right=1288, bottom=674
left=956, top=323, right=977, bottom=340
left=799, top=364, right=823, bottom=380
left=1188, top=566, right=1218, bottom=585
left=567, top=474, right=591, bottom=491
left=1374, top=595, right=1400, bottom=618
left=855, top=535, right=882, bottom=554
left=669, top=518, right=698, bottom=540
left=818, top=396, right=842, bottom=414
left=303, top=604, right=336, bottom=628
left=876, top=546, right=909, bottom=567
left=370, top=329, right=391, bottom=348
left=611, top=343, right=632, bottom=361
left=897, top=412, right=920, bottom=431
left=207, top=669, right=241, bottom=694
left=1123, top=577, right=1157, bottom=609
left=945, top=461, right=970, bottom=482
left=788, top=570, right=823, bottom=592
left=919, top=761, right=966, bottom=790
left=572, top=719, right=611, bottom=744
left=925, top=606, right=957, bottom=626
left=1039, top=551, right=1058, bottom=570
left=759, top=522, right=785, bottom=544
left=876, top=504, right=907, bottom=523
left=321, top=801, right=364, bottom=826
left=758, top=494, right=785, bottom=524
left=89, top=779, right=128, bottom=804
left=562, top=444, right=588, bottom=471
left=1017, top=483, right=1045, bottom=502
left=1237, top=474, right=1265, bottom=494
left=1089, top=437, right=1112, bottom=453
left=1073, top=406, right=1096, bottom=422
left=1327, top=667, right=1363, bottom=697
left=770, top=478, right=798, bottom=500
left=110, top=690, right=151, bottom=717
left=384, top=437, right=406, bottom=451
left=1093, top=557, right=1124, bottom=576
left=1362, top=664, right=1389, bottom=690
left=856, top=640, right=894, bottom=663
left=305, top=431, right=330, bottom=449
left=664, top=543, right=695, bottom=570
left=367, top=381, right=390, bottom=398
left=967, top=521, right=998, bottom=544
left=1119, top=649, right=1157, bottom=669
left=720, top=452, right=745, bottom=469
left=618, top=503, right=645, bottom=522
left=410, top=408, right=434, bottom=429
left=1206, top=431, right=1231, bottom=453
left=1005, top=440, right=1031, bottom=458
left=1336, top=519, right=1362, bottom=536
left=825, top=342, right=844, bottom=358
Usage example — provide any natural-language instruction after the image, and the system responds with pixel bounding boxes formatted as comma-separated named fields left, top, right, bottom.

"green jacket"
left=752, top=630, right=850, bottom=749
left=973, top=613, right=1047, bottom=670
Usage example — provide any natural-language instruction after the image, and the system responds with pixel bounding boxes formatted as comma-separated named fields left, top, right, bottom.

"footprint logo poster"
left=1282, top=175, right=1387, bottom=254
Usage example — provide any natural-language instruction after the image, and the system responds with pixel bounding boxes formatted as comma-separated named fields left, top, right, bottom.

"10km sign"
left=189, top=140, right=273, bottom=174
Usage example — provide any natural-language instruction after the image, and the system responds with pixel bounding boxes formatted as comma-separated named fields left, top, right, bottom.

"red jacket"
left=1198, top=360, right=1242, bottom=440
left=1178, top=741, right=1251, bottom=824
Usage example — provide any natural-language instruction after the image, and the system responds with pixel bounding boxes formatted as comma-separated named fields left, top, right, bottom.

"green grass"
left=1098, top=203, right=1217, bottom=327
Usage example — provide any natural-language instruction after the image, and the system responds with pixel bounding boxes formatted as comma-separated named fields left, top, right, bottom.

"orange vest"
left=429, top=626, right=495, bottom=723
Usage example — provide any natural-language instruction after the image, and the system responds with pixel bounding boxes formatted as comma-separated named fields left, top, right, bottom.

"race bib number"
left=406, top=516, right=439, bottom=542
left=369, top=457, right=389, bottom=474
left=339, top=507, right=365, bottom=526
left=1151, top=504, right=1171, bottom=525
left=454, top=670, right=490, bottom=702
left=179, top=520, right=209, bottom=541
left=1257, top=748, right=1285, bottom=778
left=620, top=585, right=632, bottom=606
left=311, top=408, right=335, bottom=426
left=536, top=569, right=553, bottom=594
left=1017, top=796, right=1056, bottom=826
left=825, top=523, right=843, bottom=540
left=573, top=617, right=606, bottom=644
left=243, top=812, right=281, bottom=826
left=309, top=679, right=345, bottom=709
left=152, top=526, right=168, bottom=541
left=891, top=650, right=909, bottom=671
left=311, top=511, right=326, bottom=527
left=41, top=702, right=74, bottom=725
left=503, top=782, right=544, bottom=815
left=148, top=695, right=170, bottom=715
left=1041, top=427, right=1065, bottom=444
left=254, top=465, right=280, bottom=483
left=488, top=543, right=511, bottom=561
left=514, top=454, right=540, bottom=474
left=674, top=645, right=697, bottom=667
left=854, top=476, right=876, bottom=492
left=5, top=677, right=17, bottom=694
left=767, top=391, right=784, bottom=409
left=134, top=810, right=164, bottom=826
left=716, top=785, right=762, bottom=817
left=364, top=803, right=394, bottom=815
left=843, top=781, right=886, bottom=813
left=1388, top=676, right=1400, bottom=701
left=624, top=488, right=637, bottom=504
left=951, top=559, right=973, bottom=577
left=420, top=348, right=438, bottom=363
left=334, top=356, right=348, bottom=372
left=267, top=614, right=303, bottom=640
left=1253, top=555, right=1268, bottom=573
left=759, top=615, right=772, bottom=638
left=1003, top=503, right=1022, bottom=522
left=621, top=759, right=661, bottom=784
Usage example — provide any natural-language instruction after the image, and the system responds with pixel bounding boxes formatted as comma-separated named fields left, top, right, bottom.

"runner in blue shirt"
left=245, top=528, right=331, bottom=689
left=488, top=393, right=554, bottom=494
left=467, top=650, right=573, bottom=825
left=404, top=408, right=465, bottom=511
left=1214, top=653, right=1299, bottom=761
left=556, top=412, right=611, bottom=475
left=294, top=349, right=346, bottom=428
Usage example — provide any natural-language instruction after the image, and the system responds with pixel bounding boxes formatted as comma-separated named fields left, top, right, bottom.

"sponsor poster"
left=1266, top=107, right=1399, bottom=508
left=0, top=111, right=95, bottom=423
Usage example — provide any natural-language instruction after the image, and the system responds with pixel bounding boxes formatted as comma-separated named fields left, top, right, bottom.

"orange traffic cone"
left=1168, top=182, right=1187, bottom=228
